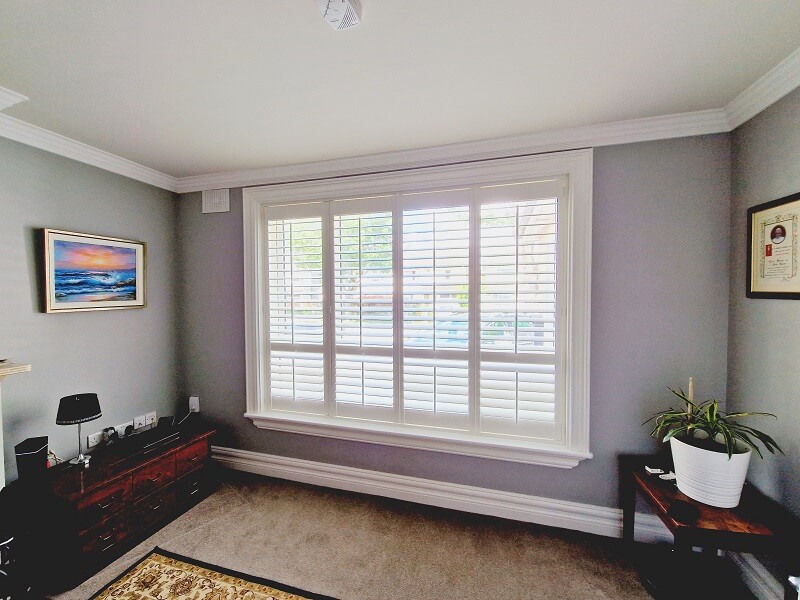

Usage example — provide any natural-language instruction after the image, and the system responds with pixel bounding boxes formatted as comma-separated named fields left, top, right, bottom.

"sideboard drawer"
left=175, top=439, right=208, bottom=478
left=177, top=468, right=211, bottom=504
left=131, top=455, right=176, bottom=500
left=130, top=485, right=177, bottom=533
left=77, top=477, right=131, bottom=531
left=80, top=513, right=127, bottom=555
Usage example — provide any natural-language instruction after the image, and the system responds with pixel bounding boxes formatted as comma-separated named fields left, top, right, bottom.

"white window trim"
left=243, top=149, right=593, bottom=468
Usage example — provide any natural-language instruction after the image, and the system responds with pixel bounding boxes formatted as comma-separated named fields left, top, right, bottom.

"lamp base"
left=69, top=454, right=90, bottom=467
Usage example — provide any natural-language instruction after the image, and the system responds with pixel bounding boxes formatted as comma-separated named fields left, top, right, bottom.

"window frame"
left=243, top=149, right=593, bottom=468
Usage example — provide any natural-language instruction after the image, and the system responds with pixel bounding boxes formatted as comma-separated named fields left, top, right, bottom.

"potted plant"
left=644, top=378, right=783, bottom=508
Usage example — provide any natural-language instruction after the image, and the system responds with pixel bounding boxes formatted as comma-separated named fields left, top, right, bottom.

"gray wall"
left=728, top=86, right=800, bottom=515
left=178, top=134, right=732, bottom=508
left=0, top=137, right=180, bottom=481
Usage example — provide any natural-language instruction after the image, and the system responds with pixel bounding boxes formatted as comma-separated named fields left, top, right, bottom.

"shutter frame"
left=243, top=150, right=593, bottom=468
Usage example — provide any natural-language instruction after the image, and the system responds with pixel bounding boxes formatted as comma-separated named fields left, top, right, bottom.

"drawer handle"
left=100, top=542, right=116, bottom=553
left=148, top=501, right=162, bottom=511
left=98, top=532, right=114, bottom=542
left=186, top=454, right=198, bottom=462
left=189, top=488, right=200, bottom=496
left=147, top=472, right=163, bottom=482
left=97, top=496, right=117, bottom=510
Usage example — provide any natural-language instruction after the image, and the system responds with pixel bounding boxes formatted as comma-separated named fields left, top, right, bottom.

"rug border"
left=88, top=546, right=338, bottom=600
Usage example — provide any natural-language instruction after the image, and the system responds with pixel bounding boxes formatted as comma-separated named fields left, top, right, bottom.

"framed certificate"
left=747, top=191, right=800, bottom=298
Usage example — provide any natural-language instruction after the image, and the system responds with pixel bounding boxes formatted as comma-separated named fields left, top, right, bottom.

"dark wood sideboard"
left=12, top=425, right=216, bottom=594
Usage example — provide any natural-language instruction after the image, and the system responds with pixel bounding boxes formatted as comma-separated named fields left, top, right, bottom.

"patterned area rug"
left=89, top=547, right=337, bottom=599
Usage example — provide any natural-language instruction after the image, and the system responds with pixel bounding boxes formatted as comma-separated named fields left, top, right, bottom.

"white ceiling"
left=1, top=1, right=800, bottom=179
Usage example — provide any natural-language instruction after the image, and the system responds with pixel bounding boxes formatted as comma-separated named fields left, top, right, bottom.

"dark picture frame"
left=747, top=191, right=800, bottom=299
left=43, top=229, right=146, bottom=313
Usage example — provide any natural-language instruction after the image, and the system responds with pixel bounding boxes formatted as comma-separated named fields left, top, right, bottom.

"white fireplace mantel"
left=0, top=362, right=32, bottom=489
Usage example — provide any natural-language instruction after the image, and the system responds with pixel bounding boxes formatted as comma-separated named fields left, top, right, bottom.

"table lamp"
left=56, top=393, right=102, bottom=466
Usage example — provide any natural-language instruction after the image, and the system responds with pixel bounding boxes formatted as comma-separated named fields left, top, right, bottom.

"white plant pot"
left=669, top=437, right=752, bottom=508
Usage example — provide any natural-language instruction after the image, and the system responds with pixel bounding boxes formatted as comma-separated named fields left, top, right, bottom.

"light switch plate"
left=189, top=396, right=200, bottom=412
left=134, top=414, right=147, bottom=429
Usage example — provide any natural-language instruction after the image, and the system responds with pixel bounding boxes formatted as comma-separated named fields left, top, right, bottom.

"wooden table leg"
left=783, top=568, right=799, bottom=599
left=621, top=461, right=636, bottom=547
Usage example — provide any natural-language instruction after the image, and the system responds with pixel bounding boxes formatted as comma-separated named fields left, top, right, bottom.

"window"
left=244, top=150, right=592, bottom=467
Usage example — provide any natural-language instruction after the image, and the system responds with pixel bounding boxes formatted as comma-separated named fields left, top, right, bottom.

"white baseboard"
left=211, top=445, right=671, bottom=543
left=728, top=552, right=785, bottom=600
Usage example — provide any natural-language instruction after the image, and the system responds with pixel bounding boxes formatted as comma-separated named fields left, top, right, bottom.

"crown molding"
left=175, top=109, right=729, bottom=193
left=0, top=86, right=28, bottom=111
left=2, top=45, right=800, bottom=194
left=725, top=46, right=800, bottom=130
left=0, top=113, right=179, bottom=192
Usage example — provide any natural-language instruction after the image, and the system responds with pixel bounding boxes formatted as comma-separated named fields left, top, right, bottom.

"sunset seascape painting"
left=44, top=230, right=145, bottom=312
left=54, top=240, right=136, bottom=301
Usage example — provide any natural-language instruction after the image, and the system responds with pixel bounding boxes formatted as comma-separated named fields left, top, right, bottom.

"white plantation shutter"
left=265, top=206, right=326, bottom=415
left=250, top=156, right=591, bottom=466
left=261, top=183, right=562, bottom=437
left=402, top=195, right=471, bottom=429
left=333, top=207, right=395, bottom=421
left=478, top=193, right=560, bottom=439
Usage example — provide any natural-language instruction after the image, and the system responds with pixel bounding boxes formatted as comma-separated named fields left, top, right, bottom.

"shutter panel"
left=403, top=357, right=469, bottom=429
left=333, top=211, right=394, bottom=420
left=402, top=205, right=470, bottom=351
left=402, top=204, right=470, bottom=429
left=270, top=350, right=326, bottom=406
left=266, top=215, right=326, bottom=414
left=479, top=197, right=559, bottom=439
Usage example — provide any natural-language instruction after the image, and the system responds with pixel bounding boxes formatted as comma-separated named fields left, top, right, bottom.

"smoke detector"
left=316, top=0, right=362, bottom=30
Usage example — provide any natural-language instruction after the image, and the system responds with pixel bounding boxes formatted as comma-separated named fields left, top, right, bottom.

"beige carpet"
left=52, top=471, right=652, bottom=600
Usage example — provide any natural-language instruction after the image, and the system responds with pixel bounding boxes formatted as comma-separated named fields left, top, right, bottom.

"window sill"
left=244, top=411, right=592, bottom=468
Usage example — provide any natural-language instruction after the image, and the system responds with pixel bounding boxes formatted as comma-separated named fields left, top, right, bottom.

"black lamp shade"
left=56, top=393, right=102, bottom=425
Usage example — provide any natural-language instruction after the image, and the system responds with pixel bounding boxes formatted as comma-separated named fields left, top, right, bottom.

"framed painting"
left=747, top=191, right=800, bottom=299
left=43, top=229, right=146, bottom=313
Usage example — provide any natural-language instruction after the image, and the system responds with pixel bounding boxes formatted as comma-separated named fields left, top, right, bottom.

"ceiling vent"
left=316, top=0, right=362, bottom=30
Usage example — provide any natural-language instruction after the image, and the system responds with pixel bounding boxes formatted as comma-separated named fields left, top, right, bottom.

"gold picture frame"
left=43, top=229, right=146, bottom=313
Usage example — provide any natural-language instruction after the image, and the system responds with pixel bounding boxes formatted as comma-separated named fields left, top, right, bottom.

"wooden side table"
left=620, top=454, right=799, bottom=600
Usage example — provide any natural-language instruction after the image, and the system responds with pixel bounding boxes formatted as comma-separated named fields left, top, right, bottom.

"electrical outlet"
left=189, top=396, right=200, bottom=413
left=116, top=421, right=134, bottom=437
left=87, top=431, right=103, bottom=449
left=134, top=414, right=147, bottom=429
left=145, top=411, right=157, bottom=426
